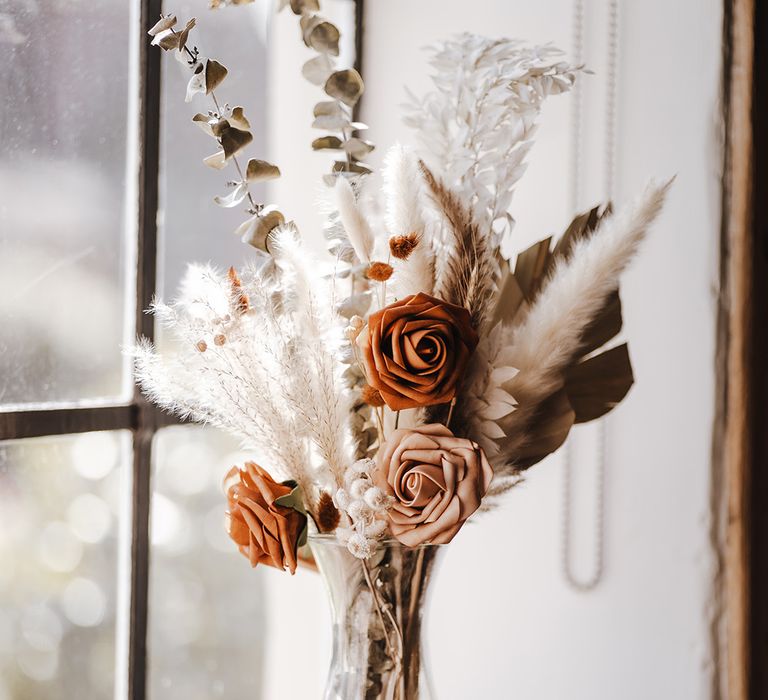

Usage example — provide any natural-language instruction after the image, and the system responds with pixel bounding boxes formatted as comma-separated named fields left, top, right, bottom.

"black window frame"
left=0, top=1, right=364, bottom=698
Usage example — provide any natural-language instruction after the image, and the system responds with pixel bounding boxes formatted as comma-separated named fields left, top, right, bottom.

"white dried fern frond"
left=403, top=34, right=581, bottom=246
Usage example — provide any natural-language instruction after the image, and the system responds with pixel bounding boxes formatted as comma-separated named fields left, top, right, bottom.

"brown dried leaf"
left=237, top=210, right=286, bottom=252
left=514, top=237, right=551, bottom=299
left=246, top=159, right=281, bottom=182
left=564, top=343, right=634, bottom=423
left=492, top=265, right=526, bottom=326
left=148, top=15, right=177, bottom=36
left=220, top=126, right=253, bottom=159
left=229, top=106, right=250, bottom=130
left=289, top=0, right=319, bottom=14
left=513, top=388, right=576, bottom=470
left=575, top=290, right=623, bottom=359
left=177, top=17, right=196, bottom=53
left=324, top=69, right=364, bottom=107
left=302, top=17, right=340, bottom=56
left=192, top=113, right=216, bottom=137
left=332, top=160, right=372, bottom=175
left=312, top=135, right=343, bottom=150
left=156, top=32, right=181, bottom=51
left=314, top=100, right=343, bottom=118
left=204, top=59, right=228, bottom=94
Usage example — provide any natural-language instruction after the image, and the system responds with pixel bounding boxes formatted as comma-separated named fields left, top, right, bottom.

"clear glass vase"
left=308, top=534, right=443, bottom=700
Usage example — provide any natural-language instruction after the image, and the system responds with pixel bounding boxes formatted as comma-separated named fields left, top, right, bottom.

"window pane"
left=0, top=431, right=131, bottom=700
left=158, top=2, right=270, bottom=301
left=0, top=4, right=135, bottom=406
left=148, top=426, right=265, bottom=700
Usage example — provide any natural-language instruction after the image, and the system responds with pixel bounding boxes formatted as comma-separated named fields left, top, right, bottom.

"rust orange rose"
left=356, top=292, right=478, bottom=411
left=374, top=424, right=493, bottom=546
left=224, top=462, right=307, bottom=574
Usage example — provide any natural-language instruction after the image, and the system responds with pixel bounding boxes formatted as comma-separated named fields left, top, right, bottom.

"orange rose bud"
left=389, top=232, right=420, bottom=260
left=365, top=261, right=394, bottom=282
left=361, top=384, right=385, bottom=407
left=356, top=292, right=479, bottom=411
left=224, top=462, right=307, bottom=574
left=316, top=492, right=341, bottom=532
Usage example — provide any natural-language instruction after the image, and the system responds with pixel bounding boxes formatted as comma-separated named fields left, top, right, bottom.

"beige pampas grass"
left=494, top=179, right=672, bottom=473
left=335, top=177, right=374, bottom=264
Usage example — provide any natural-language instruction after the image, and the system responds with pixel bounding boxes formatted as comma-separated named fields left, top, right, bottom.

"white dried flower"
left=346, top=533, right=374, bottom=559
left=349, top=478, right=370, bottom=500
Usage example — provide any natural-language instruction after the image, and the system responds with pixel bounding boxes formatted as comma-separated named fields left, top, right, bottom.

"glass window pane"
left=158, top=3, right=270, bottom=301
left=148, top=426, right=266, bottom=700
left=0, top=4, right=135, bottom=407
left=0, top=431, right=132, bottom=699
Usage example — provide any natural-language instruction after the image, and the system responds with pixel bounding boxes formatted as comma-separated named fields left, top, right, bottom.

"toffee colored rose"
left=225, top=461, right=307, bottom=574
left=375, top=424, right=493, bottom=546
left=356, top=292, right=478, bottom=411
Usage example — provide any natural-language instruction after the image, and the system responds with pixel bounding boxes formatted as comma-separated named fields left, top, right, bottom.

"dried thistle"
left=365, top=262, right=394, bottom=282
left=389, top=233, right=420, bottom=260
left=316, top=492, right=341, bottom=532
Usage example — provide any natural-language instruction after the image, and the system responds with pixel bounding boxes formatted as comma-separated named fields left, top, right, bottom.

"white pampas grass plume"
left=383, top=144, right=435, bottom=298
left=335, top=177, right=374, bottom=264
left=495, top=179, right=671, bottom=470
left=270, top=225, right=356, bottom=488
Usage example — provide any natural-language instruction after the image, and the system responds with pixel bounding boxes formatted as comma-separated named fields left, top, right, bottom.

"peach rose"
left=356, top=292, right=478, bottom=411
left=374, top=424, right=493, bottom=546
left=224, top=462, right=307, bottom=574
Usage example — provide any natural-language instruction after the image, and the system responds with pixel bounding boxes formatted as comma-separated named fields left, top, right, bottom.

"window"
left=0, top=1, right=361, bottom=698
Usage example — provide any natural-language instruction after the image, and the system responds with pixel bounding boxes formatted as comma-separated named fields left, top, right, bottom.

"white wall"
left=265, top=1, right=724, bottom=697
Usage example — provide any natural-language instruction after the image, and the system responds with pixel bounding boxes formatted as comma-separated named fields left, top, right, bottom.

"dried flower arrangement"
left=136, top=0, right=669, bottom=640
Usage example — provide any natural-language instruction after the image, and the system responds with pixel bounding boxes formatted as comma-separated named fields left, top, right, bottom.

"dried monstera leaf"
left=324, top=69, right=364, bottom=107
left=246, top=159, right=281, bottom=182
left=497, top=204, right=635, bottom=469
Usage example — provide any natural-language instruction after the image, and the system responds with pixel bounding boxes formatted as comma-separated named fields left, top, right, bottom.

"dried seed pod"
left=214, top=334, right=226, bottom=346
left=317, top=492, right=341, bottom=532
left=365, top=261, right=393, bottom=282
left=389, top=232, right=420, bottom=260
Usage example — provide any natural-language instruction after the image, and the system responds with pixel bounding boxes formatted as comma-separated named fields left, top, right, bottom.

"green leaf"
left=324, top=69, right=364, bottom=107
left=274, top=482, right=308, bottom=548
left=246, top=158, right=281, bottom=181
